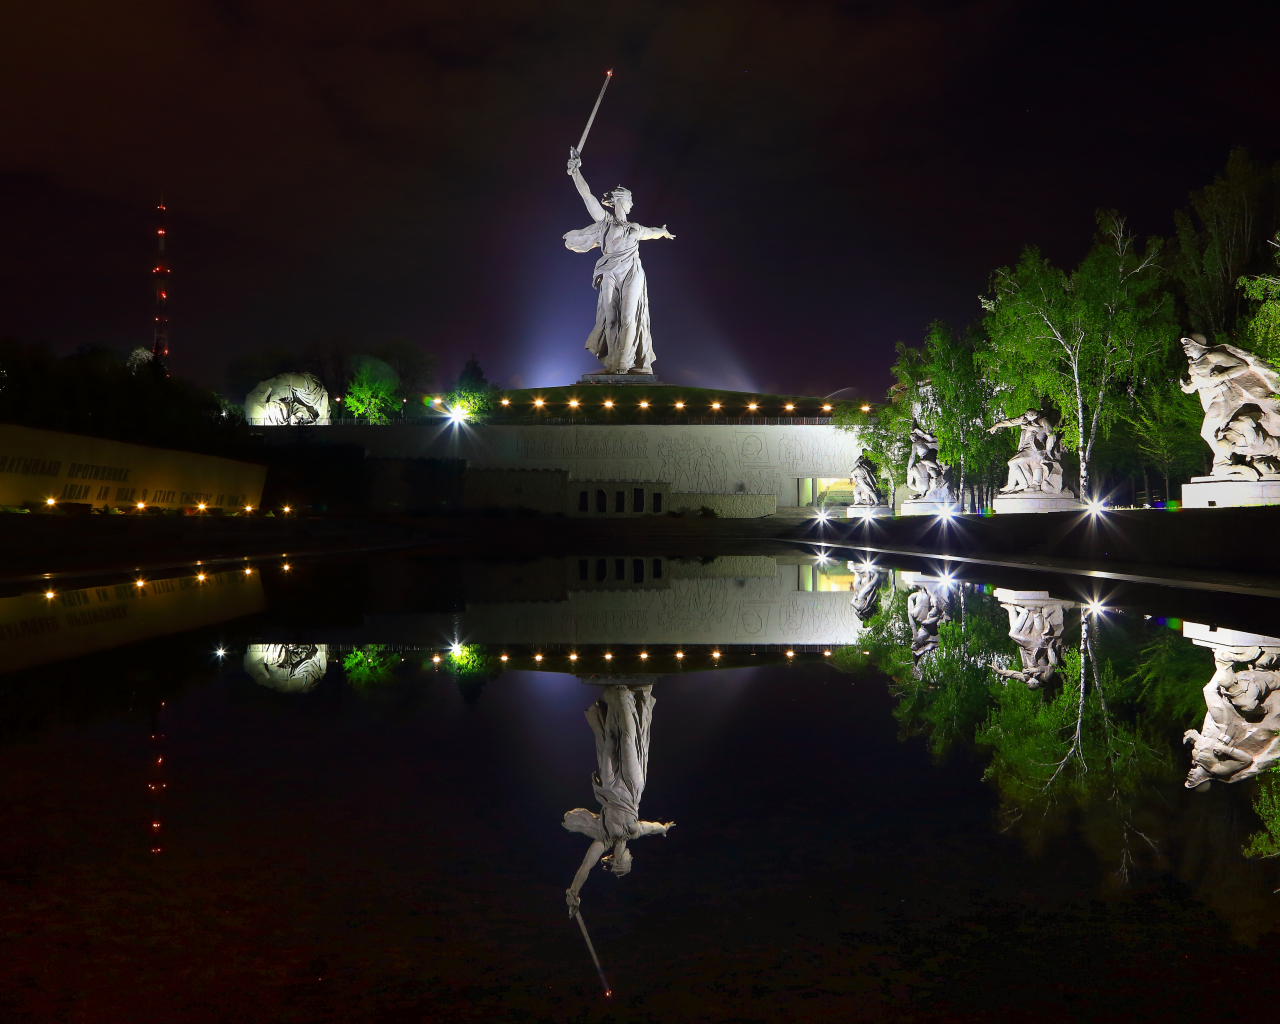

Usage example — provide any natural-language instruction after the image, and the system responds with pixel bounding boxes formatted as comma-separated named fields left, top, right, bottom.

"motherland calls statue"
left=245, top=372, right=331, bottom=425
left=850, top=453, right=887, bottom=506
left=989, top=592, right=1072, bottom=690
left=1184, top=640, right=1280, bottom=788
left=905, top=420, right=956, bottom=503
left=564, top=151, right=675, bottom=376
left=988, top=408, right=1073, bottom=496
left=563, top=682, right=675, bottom=918
left=1179, top=334, right=1280, bottom=479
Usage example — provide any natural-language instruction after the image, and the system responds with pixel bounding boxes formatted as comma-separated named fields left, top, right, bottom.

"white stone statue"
left=905, top=420, right=955, bottom=502
left=1179, top=334, right=1280, bottom=479
left=1184, top=644, right=1280, bottom=788
left=907, top=579, right=951, bottom=662
left=987, top=408, right=1073, bottom=496
left=989, top=592, right=1071, bottom=690
left=563, top=683, right=674, bottom=917
left=564, top=151, right=675, bottom=375
left=244, top=643, right=329, bottom=692
left=245, top=372, right=331, bottom=425
left=849, top=564, right=887, bottom=621
left=850, top=453, right=886, bottom=506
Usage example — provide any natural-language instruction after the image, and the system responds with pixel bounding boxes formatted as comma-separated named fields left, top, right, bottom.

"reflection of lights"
left=711, top=402, right=721, bottom=410
left=451, top=643, right=462, bottom=656
left=604, top=653, right=613, bottom=660
left=640, top=652, right=648, bottom=660
left=712, top=650, right=721, bottom=659
left=786, top=650, right=795, bottom=658
left=197, top=573, right=206, bottom=582
left=748, top=403, right=758, bottom=411
left=282, top=564, right=290, bottom=571
left=569, top=400, right=579, bottom=408
left=534, top=654, right=543, bottom=662
left=216, top=648, right=226, bottom=657
left=45, top=497, right=55, bottom=506
left=282, top=505, right=291, bottom=513
left=500, top=398, right=510, bottom=406
left=432, top=654, right=441, bottom=663
left=44, top=590, right=54, bottom=599
left=674, top=401, right=685, bottom=409
left=448, top=407, right=468, bottom=424
left=860, top=404, right=871, bottom=412
left=639, top=401, right=649, bottom=409
left=534, top=399, right=544, bottom=407
left=569, top=653, right=578, bottom=661
left=135, top=579, right=145, bottom=588
left=1086, top=498, right=1106, bottom=515
left=823, top=650, right=831, bottom=656
left=675, top=651, right=684, bottom=659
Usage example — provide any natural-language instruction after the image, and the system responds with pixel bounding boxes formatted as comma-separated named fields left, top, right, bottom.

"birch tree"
left=981, top=211, right=1174, bottom=499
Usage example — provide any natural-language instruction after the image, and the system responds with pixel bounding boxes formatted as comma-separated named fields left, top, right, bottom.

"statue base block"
left=845, top=504, right=894, bottom=519
left=900, top=499, right=959, bottom=516
left=577, top=373, right=665, bottom=385
left=992, top=494, right=1083, bottom=514
left=1182, top=477, right=1280, bottom=508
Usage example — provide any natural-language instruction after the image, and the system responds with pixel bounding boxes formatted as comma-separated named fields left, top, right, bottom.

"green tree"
left=1243, top=772, right=1280, bottom=859
left=1237, top=231, right=1280, bottom=364
left=1173, top=149, right=1276, bottom=341
left=444, top=355, right=498, bottom=419
left=982, top=211, right=1175, bottom=499
left=1121, top=379, right=1206, bottom=499
left=343, top=364, right=399, bottom=423
left=343, top=645, right=400, bottom=689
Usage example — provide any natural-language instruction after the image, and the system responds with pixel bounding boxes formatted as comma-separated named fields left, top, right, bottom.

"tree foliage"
left=343, top=362, right=399, bottom=423
left=981, top=212, right=1174, bottom=497
left=343, top=645, right=401, bottom=689
left=445, top=355, right=499, bottom=418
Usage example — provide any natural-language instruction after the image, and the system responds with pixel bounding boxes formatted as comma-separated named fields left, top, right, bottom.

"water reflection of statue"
left=564, top=683, right=675, bottom=917
left=906, top=579, right=951, bottom=661
left=850, top=453, right=885, bottom=506
left=1179, top=334, right=1280, bottom=479
left=987, top=408, right=1072, bottom=495
left=244, top=643, right=329, bottom=692
left=989, top=592, right=1071, bottom=690
left=244, top=372, right=331, bottom=425
left=848, top=563, right=887, bottom=621
left=1184, top=640, right=1280, bottom=789
left=906, top=420, right=954, bottom=502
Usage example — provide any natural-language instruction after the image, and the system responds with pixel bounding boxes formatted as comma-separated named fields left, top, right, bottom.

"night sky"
left=1, top=0, right=1277, bottom=399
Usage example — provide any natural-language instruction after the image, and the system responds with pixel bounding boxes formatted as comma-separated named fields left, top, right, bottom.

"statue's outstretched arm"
left=635, top=820, right=676, bottom=837
left=568, top=839, right=607, bottom=902
left=988, top=417, right=1018, bottom=432
left=567, top=150, right=607, bottom=223
left=636, top=224, right=676, bottom=241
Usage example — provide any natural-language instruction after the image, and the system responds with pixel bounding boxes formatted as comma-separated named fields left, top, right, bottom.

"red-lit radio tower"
left=152, top=201, right=170, bottom=358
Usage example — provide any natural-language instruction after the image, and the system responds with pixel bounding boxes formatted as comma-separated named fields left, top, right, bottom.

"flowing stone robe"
left=563, top=685, right=668, bottom=844
left=1184, top=645, right=1280, bottom=787
left=564, top=219, right=656, bottom=374
left=1180, top=336, right=1280, bottom=478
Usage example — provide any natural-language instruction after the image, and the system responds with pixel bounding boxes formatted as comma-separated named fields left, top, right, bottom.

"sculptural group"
left=1184, top=635, right=1280, bottom=788
left=1180, top=334, right=1280, bottom=480
left=989, top=592, right=1071, bottom=690
left=988, top=408, right=1073, bottom=497
left=245, top=372, right=331, bottom=426
left=905, top=420, right=955, bottom=504
left=849, top=453, right=886, bottom=507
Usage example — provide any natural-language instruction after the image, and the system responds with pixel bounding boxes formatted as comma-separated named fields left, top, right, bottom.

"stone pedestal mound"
left=845, top=504, right=894, bottom=519
left=901, top=499, right=958, bottom=516
left=1182, top=477, right=1280, bottom=508
left=578, top=372, right=665, bottom=385
left=992, top=494, right=1083, bottom=514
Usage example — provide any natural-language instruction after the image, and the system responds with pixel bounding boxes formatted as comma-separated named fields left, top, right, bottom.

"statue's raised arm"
left=567, top=149, right=607, bottom=223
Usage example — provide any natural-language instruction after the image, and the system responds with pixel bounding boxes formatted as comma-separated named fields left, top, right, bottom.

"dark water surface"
left=2, top=551, right=1278, bottom=1022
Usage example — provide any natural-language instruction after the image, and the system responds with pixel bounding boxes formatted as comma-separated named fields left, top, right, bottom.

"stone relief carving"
left=563, top=683, right=674, bottom=919
left=244, top=643, right=329, bottom=692
left=850, top=453, right=887, bottom=506
left=987, top=408, right=1073, bottom=496
left=245, top=373, right=331, bottom=425
left=1184, top=640, right=1280, bottom=788
left=778, top=433, right=862, bottom=476
left=989, top=592, right=1072, bottom=690
left=906, top=420, right=956, bottom=502
left=658, top=436, right=731, bottom=491
left=517, top=430, right=649, bottom=461
left=1179, top=334, right=1280, bottom=480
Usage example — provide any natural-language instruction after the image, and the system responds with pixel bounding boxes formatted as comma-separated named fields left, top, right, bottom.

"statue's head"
left=601, top=186, right=633, bottom=217
left=604, top=840, right=633, bottom=877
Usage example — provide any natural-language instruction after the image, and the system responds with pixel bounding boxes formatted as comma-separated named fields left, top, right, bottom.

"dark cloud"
left=0, top=0, right=1277, bottom=396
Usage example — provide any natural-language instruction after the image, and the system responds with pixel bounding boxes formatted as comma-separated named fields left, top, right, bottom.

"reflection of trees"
left=343, top=645, right=401, bottom=689
left=446, top=644, right=502, bottom=704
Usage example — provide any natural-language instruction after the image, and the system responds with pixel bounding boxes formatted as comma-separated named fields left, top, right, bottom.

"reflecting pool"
left=2, top=550, right=1278, bottom=1020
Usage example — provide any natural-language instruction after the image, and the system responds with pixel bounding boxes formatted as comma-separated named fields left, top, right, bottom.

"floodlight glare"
left=448, top=407, right=468, bottom=424
left=1086, top=498, right=1106, bottom=515
left=674, top=401, right=685, bottom=409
